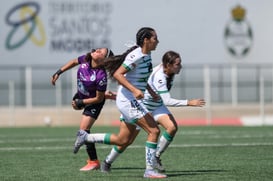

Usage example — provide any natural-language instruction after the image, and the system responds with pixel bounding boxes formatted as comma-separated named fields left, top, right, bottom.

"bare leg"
left=136, top=113, right=160, bottom=143
left=156, top=114, right=177, bottom=156
left=104, top=122, right=140, bottom=166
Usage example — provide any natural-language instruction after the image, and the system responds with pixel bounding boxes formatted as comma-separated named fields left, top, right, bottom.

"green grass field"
left=0, top=126, right=273, bottom=181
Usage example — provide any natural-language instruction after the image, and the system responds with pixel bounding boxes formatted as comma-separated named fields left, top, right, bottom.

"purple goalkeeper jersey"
left=76, top=55, right=107, bottom=99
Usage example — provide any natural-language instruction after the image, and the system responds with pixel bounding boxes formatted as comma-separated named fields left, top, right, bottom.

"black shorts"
left=82, top=99, right=105, bottom=120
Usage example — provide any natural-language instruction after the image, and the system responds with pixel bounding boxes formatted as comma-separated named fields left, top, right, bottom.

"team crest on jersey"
left=90, top=72, right=96, bottom=81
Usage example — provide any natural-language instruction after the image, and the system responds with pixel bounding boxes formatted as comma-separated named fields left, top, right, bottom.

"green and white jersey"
left=118, top=47, right=153, bottom=99
left=143, top=64, right=188, bottom=111
left=143, top=64, right=165, bottom=111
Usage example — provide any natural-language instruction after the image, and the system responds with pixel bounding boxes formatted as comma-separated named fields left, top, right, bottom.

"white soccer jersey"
left=116, top=47, right=153, bottom=123
left=143, top=64, right=188, bottom=111
left=118, top=47, right=153, bottom=99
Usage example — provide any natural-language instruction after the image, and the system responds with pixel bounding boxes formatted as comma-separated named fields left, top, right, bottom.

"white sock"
left=145, top=141, right=157, bottom=170
left=105, top=146, right=122, bottom=164
left=156, top=132, right=172, bottom=157
left=86, top=133, right=106, bottom=143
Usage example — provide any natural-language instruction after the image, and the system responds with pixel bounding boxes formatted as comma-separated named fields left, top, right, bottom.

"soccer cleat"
left=80, top=159, right=100, bottom=171
left=100, top=160, right=112, bottom=173
left=143, top=169, right=167, bottom=178
left=155, top=156, right=165, bottom=172
left=73, top=130, right=87, bottom=154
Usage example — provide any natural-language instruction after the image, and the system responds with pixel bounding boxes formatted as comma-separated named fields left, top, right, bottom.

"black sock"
left=85, top=130, right=98, bottom=160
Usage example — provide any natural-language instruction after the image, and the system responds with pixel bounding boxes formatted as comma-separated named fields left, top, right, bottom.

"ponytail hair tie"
left=106, top=48, right=114, bottom=58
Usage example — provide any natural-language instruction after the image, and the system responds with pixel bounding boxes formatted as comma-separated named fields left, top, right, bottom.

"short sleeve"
left=96, top=70, right=107, bottom=92
left=77, top=55, right=86, bottom=64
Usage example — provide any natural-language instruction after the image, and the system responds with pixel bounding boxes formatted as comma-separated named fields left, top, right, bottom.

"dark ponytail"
left=104, top=27, right=155, bottom=79
left=104, top=45, right=138, bottom=79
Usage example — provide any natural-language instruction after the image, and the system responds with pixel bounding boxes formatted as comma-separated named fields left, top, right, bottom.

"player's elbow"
left=97, top=96, right=105, bottom=103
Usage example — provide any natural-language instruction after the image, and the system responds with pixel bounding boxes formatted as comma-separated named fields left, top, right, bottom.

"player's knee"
left=118, top=137, right=131, bottom=145
left=170, top=125, right=178, bottom=135
left=164, top=123, right=177, bottom=136
left=151, top=127, right=161, bottom=137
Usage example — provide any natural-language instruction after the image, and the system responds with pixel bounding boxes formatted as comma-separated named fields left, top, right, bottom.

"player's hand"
left=133, top=89, right=144, bottom=100
left=188, top=99, right=206, bottom=107
left=51, top=74, right=59, bottom=86
left=51, top=69, right=63, bottom=86
left=105, top=90, right=117, bottom=100
left=72, top=99, right=85, bottom=110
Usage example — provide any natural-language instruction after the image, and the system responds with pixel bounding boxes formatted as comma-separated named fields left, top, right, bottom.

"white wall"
left=1, top=0, right=273, bottom=66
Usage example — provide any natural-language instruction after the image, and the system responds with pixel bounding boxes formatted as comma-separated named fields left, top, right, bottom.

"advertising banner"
left=1, top=0, right=273, bottom=66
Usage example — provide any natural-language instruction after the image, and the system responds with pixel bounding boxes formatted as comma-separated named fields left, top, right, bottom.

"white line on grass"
left=177, top=132, right=273, bottom=137
left=1, top=132, right=273, bottom=144
left=0, top=142, right=272, bottom=151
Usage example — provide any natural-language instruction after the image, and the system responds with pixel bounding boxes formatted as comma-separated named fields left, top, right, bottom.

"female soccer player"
left=73, top=27, right=167, bottom=178
left=100, top=50, right=205, bottom=173
left=51, top=48, right=115, bottom=171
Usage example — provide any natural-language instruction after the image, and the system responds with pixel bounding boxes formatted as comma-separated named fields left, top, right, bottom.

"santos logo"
left=224, top=5, right=253, bottom=58
left=5, top=2, right=46, bottom=50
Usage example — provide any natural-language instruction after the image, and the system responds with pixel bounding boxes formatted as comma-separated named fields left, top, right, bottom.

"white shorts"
left=118, top=103, right=170, bottom=131
left=116, top=94, right=149, bottom=124
left=125, top=104, right=171, bottom=131
left=120, top=115, right=142, bottom=130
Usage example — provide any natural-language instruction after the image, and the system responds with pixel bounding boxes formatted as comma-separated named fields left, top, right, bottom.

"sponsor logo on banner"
left=5, top=2, right=46, bottom=50
left=48, top=1, right=113, bottom=52
left=4, top=1, right=113, bottom=53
